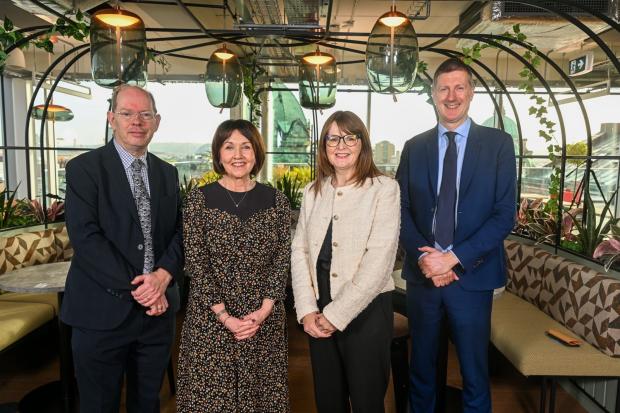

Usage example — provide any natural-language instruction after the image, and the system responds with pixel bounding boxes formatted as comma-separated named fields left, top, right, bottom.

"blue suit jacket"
left=397, top=122, right=516, bottom=291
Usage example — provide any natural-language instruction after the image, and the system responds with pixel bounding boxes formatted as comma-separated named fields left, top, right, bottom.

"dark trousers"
left=71, top=306, right=175, bottom=413
left=407, top=281, right=493, bottom=413
left=309, top=292, right=393, bottom=413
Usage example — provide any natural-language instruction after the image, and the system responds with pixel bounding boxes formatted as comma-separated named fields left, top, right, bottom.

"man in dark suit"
left=60, top=85, right=183, bottom=413
left=397, top=58, right=516, bottom=412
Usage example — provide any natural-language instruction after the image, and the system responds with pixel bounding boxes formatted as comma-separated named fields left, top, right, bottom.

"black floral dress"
left=177, top=182, right=291, bottom=413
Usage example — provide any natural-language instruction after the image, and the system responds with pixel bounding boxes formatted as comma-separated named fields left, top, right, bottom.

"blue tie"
left=435, top=131, right=457, bottom=249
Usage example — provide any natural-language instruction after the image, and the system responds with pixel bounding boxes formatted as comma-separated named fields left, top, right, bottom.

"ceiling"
left=4, top=0, right=620, bottom=88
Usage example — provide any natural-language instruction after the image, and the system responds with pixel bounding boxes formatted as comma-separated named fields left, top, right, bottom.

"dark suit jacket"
left=397, top=122, right=516, bottom=291
left=60, top=140, right=184, bottom=330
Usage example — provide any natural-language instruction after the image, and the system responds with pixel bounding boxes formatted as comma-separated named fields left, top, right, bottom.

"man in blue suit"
left=397, top=58, right=516, bottom=412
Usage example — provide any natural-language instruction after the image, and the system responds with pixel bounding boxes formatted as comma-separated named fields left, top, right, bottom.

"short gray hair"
left=110, top=85, right=158, bottom=113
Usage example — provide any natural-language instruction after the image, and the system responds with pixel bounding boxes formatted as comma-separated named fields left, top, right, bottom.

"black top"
left=316, top=221, right=333, bottom=311
left=201, top=181, right=276, bottom=221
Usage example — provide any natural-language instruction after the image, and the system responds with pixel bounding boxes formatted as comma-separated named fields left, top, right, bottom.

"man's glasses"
left=114, top=111, right=156, bottom=122
left=325, top=134, right=359, bottom=147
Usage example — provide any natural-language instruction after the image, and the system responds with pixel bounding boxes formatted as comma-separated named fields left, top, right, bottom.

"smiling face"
left=107, top=87, right=160, bottom=156
left=432, top=69, right=474, bottom=130
left=325, top=121, right=361, bottom=175
left=219, top=129, right=256, bottom=180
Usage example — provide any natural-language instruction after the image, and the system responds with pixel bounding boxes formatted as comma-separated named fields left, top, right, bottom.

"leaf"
left=528, top=106, right=537, bottom=115
left=4, top=17, right=14, bottom=32
left=593, top=238, right=620, bottom=259
left=76, top=10, right=83, bottom=21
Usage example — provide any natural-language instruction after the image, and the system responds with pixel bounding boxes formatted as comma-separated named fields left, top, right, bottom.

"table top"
left=0, top=261, right=70, bottom=293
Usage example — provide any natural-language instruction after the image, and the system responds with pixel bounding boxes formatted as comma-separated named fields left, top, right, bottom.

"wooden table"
left=0, top=261, right=76, bottom=413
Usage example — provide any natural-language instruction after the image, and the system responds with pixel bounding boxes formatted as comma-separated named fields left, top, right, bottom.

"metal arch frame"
left=1, top=0, right=617, bottom=235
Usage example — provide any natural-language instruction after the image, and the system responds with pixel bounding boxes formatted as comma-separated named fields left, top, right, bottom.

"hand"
left=418, top=247, right=459, bottom=277
left=431, top=270, right=459, bottom=288
left=241, top=299, right=274, bottom=326
left=131, top=268, right=172, bottom=307
left=223, top=316, right=259, bottom=341
left=315, top=314, right=337, bottom=335
left=301, top=312, right=332, bottom=338
left=146, top=295, right=169, bottom=316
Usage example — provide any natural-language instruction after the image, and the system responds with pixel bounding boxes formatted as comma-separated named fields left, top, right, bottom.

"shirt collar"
left=113, top=139, right=148, bottom=170
left=438, top=117, right=472, bottom=141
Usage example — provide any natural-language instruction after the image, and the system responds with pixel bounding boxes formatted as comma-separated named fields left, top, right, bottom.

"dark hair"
left=312, top=111, right=382, bottom=195
left=211, top=119, right=266, bottom=176
left=432, top=58, right=475, bottom=89
left=110, top=84, right=157, bottom=113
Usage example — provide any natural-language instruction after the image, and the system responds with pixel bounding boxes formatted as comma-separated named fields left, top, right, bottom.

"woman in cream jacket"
left=291, top=111, right=400, bottom=413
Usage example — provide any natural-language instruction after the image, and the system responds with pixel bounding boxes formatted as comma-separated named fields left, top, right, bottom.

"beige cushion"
left=491, top=292, right=620, bottom=376
left=0, top=292, right=59, bottom=315
left=52, top=225, right=73, bottom=262
left=0, top=301, right=54, bottom=352
left=0, top=229, right=58, bottom=275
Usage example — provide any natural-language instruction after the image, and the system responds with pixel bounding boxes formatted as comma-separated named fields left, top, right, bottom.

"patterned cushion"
left=0, top=229, right=58, bottom=275
left=52, top=225, right=73, bottom=262
left=504, top=240, right=547, bottom=306
left=505, top=239, right=620, bottom=357
left=541, top=260, right=620, bottom=357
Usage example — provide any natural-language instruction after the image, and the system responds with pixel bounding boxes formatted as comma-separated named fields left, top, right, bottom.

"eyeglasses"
left=114, top=111, right=156, bottom=122
left=325, top=134, right=359, bottom=147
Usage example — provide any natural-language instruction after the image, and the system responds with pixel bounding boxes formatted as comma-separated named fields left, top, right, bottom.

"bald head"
left=110, top=85, right=157, bottom=113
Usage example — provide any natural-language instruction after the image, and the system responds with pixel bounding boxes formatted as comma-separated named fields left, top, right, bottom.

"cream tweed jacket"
left=291, top=175, right=401, bottom=331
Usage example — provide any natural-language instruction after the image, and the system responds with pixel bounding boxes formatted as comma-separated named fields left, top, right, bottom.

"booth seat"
left=491, top=239, right=620, bottom=412
left=0, top=225, right=73, bottom=352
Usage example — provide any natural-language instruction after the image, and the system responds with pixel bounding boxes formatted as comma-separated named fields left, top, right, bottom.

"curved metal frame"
left=0, top=0, right=617, bottom=261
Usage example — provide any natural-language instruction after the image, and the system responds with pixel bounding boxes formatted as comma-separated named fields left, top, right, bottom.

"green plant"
left=593, top=224, right=620, bottom=271
left=275, top=172, right=303, bottom=210
left=1, top=13, right=89, bottom=73
left=241, top=55, right=267, bottom=127
left=565, top=188, right=620, bottom=257
left=0, top=185, right=37, bottom=229
left=27, top=194, right=65, bottom=224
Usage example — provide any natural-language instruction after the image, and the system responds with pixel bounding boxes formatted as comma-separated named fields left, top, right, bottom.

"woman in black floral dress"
left=177, top=119, right=290, bottom=412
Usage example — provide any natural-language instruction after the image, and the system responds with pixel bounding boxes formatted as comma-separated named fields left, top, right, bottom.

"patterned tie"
left=435, top=131, right=457, bottom=249
left=131, top=159, right=154, bottom=274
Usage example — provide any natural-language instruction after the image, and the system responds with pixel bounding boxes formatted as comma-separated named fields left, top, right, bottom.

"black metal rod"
left=36, top=48, right=90, bottom=216
left=28, top=0, right=79, bottom=26
left=121, top=0, right=225, bottom=8
left=25, top=44, right=91, bottom=199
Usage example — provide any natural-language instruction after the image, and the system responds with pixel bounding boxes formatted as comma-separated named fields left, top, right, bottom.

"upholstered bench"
left=491, top=239, right=620, bottom=412
left=0, top=225, right=72, bottom=353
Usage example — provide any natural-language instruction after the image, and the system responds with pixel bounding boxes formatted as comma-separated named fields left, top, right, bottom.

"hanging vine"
left=461, top=24, right=560, bottom=215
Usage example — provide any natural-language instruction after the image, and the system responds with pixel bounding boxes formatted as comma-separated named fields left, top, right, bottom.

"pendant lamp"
left=33, top=104, right=74, bottom=121
left=299, top=47, right=337, bottom=110
left=205, top=45, right=243, bottom=108
left=90, top=8, right=147, bottom=88
left=366, top=3, right=419, bottom=94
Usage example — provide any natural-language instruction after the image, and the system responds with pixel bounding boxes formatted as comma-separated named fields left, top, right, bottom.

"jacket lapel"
left=102, top=141, right=140, bottom=226
left=459, top=122, right=481, bottom=197
left=425, top=127, right=439, bottom=203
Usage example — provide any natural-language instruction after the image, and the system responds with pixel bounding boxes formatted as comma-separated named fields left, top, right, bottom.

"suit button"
left=333, top=214, right=339, bottom=220
left=337, top=191, right=343, bottom=196
left=137, top=244, right=144, bottom=250
left=331, top=273, right=338, bottom=278
left=332, top=241, right=338, bottom=247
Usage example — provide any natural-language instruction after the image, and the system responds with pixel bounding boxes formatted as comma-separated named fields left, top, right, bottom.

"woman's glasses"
left=325, top=134, right=359, bottom=147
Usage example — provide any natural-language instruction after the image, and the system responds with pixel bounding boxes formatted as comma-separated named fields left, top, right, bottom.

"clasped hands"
left=221, top=299, right=274, bottom=341
left=130, top=268, right=173, bottom=316
left=418, top=246, right=460, bottom=288
left=302, top=312, right=336, bottom=338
